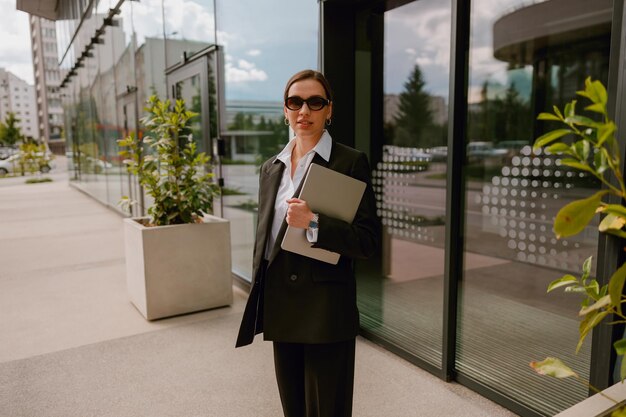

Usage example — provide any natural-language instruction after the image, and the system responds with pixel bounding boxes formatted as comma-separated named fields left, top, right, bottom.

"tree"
left=0, top=112, right=24, bottom=146
left=393, top=64, right=435, bottom=148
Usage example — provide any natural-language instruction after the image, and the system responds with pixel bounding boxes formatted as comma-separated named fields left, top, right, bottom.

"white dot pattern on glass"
left=372, top=145, right=442, bottom=244
left=371, top=144, right=600, bottom=274
left=476, top=145, right=599, bottom=272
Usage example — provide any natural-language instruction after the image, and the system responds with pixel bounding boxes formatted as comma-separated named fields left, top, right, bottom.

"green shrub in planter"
left=118, top=96, right=220, bottom=226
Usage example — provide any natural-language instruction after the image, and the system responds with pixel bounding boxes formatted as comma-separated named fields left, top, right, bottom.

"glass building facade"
left=23, top=0, right=626, bottom=415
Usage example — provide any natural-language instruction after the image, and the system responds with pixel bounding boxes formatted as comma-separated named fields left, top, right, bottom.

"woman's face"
left=284, top=78, right=332, bottom=141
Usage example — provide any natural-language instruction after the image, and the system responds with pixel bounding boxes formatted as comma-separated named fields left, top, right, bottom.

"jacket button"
left=290, top=274, right=298, bottom=282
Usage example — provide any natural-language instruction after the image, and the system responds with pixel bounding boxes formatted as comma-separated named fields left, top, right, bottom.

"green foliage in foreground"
left=530, top=78, right=626, bottom=415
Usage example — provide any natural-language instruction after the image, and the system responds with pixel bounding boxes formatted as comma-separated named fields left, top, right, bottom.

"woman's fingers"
left=286, top=198, right=312, bottom=228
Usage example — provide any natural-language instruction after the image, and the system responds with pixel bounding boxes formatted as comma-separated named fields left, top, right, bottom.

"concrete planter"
left=123, top=215, right=233, bottom=320
left=554, top=382, right=626, bottom=417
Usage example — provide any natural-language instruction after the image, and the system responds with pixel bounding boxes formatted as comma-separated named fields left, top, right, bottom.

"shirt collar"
left=274, top=130, right=333, bottom=164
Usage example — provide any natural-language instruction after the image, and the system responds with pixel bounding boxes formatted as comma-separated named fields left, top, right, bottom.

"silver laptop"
left=281, top=163, right=366, bottom=264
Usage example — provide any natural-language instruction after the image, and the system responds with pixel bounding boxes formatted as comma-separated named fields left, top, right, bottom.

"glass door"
left=456, top=0, right=613, bottom=415
left=358, top=0, right=452, bottom=370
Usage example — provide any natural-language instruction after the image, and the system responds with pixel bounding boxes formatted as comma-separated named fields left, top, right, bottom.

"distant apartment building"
left=29, top=15, right=64, bottom=153
left=0, top=68, right=38, bottom=141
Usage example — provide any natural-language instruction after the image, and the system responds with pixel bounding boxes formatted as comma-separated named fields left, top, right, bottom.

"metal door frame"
left=165, top=45, right=227, bottom=215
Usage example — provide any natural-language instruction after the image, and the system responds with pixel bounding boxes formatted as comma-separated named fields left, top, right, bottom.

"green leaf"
left=594, top=149, right=609, bottom=174
left=578, top=310, right=609, bottom=352
left=586, top=280, right=601, bottom=298
left=547, top=143, right=571, bottom=154
left=553, top=190, right=608, bottom=238
left=598, top=122, right=617, bottom=146
left=609, top=262, right=626, bottom=314
left=578, top=77, right=606, bottom=105
left=560, top=159, right=593, bottom=173
left=547, top=275, right=578, bottom=292
left=600, top=284, right=609, bottom=297
left=602, top=204, right=626, bottom=218
left=606, top=229, right=626, bottom=239
left=537, top=112, right=562, bottom=121
left=589, top=78, right=608, bottom=105
left=599, top=213, right=626, bottom=232
left=614, top=339, right=626, bottom=355
left=579, top=295, right=610, bottom=316
left=582, top=256, right=593, bottom=280
left=534, top=129, right=573, bottom=149
left=585, top=103, right=605, bottom=114
left=553, top=105, right=564, bottom=119
left=564, top=115, right=600, bottom=128
left=573, top=140, right=590, bottom=160
left=564, top=101, right=576, bottom=118
left=530, top=357, right=578, bottom=378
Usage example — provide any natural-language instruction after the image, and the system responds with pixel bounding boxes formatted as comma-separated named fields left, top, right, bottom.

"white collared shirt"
left=264, top=130, right=332, bottom=260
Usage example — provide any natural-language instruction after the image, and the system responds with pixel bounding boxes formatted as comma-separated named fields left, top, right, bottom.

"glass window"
left=216, top=0, right=318, bottom=280
left=457, top=0, right=613, bottom=415
left=358, top=0, right=451, bottom=369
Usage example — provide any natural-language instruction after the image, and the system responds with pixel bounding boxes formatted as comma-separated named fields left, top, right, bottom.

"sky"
left=0, top=0, right=34, bottom=85
left=119, top=0, right=318, bottom=101
left=384, top=0, right=538, bottom=102
left=0, top=0, right=540, bottom=100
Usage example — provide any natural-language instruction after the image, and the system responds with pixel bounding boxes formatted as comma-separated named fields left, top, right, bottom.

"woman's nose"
left=299, top=103, right=311, bottom=115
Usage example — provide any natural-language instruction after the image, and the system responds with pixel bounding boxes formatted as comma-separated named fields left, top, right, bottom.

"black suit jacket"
left=235, top=141, right=380, bottom=347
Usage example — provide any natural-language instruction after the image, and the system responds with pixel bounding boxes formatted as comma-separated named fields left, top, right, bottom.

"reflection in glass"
left=216, top=0, right=318, bottom=281
left=174, top=75, right=204, bottom=151
left=458, top=0, right=612, bottom=414
left=358, top=0, right=451, bottom=368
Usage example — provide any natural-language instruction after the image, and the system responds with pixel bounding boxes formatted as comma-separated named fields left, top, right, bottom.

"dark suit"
left=236, top=141, right=380, bottom=347
left=235, top=140, right=380, bottom=417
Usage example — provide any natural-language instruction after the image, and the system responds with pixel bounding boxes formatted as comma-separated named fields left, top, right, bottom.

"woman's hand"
left=286, top=198, right=315, bottom=229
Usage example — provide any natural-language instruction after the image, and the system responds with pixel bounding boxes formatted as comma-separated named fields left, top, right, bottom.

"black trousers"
left=272, top=339, right=356, bottom=417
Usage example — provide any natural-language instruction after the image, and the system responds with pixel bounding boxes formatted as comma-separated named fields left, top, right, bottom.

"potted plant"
left=118, top=95, right=232, bottom=320
left=529, top=78, right=626, bottom=416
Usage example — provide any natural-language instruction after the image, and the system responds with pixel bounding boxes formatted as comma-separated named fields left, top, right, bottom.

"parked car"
left=494, top=140, right=528, bottom=159
left=383, top=145, right=432, bottom=171
left=428, top=146, right=448, bottom=162
left=0, top=154, right=55, bottom=175
left=467, top=141, right=508, bottom=161
left=0, top=147, right=17, bottom=160
left=66, top=152, right=113, bottom=174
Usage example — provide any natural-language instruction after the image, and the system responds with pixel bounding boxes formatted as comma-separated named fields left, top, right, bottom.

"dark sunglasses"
left=285, top=96, right=330, bottom=111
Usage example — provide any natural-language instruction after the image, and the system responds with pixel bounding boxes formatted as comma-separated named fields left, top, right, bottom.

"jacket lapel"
left=254, top=160, right=284, bottom=269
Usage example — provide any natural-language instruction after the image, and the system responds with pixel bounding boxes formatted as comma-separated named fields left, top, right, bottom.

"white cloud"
left=469, top=46, right=508, bottom=85
left=226, top=59, right=267, bottom=83
left=127, top=0, right=218, bottom=45
left=405, top=48, right=416, bottom=55
left=216, top=31, right=235, bottom=48
left=238, top=59, right=255, bottom=71
left=0, top=2, right=34, bottom=84
left=246, top=49, right=261, bottom=57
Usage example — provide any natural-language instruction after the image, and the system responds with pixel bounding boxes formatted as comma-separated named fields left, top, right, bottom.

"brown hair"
left=283, top=70, right=333, bottom=102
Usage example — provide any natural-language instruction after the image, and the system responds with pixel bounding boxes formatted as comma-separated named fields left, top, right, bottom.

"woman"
left=236, top=69, right=380, bottom=417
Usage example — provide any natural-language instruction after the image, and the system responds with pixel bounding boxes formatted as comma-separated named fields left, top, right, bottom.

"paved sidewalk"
left=0, top=173, right=518, bottom=417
